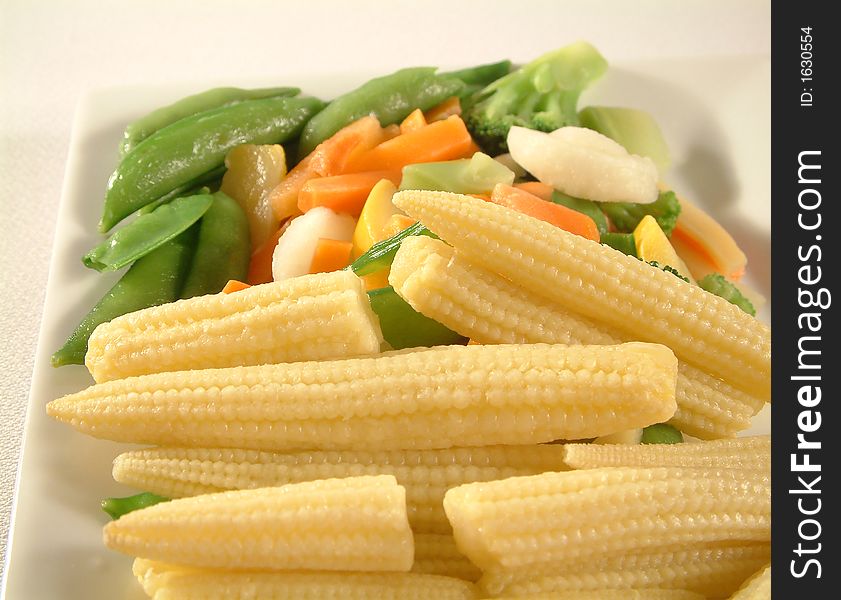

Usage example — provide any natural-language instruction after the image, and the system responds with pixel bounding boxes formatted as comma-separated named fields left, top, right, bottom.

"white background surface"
left=0, top=0, right=770, bottom=583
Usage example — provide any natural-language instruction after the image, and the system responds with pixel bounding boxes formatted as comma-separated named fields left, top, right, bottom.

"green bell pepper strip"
left=179, top=191, right=250, bottom=298
left=101, top=492, right=169, bottom=520
left=51, top=227, right=198, bottom=367
left=119, top=86, right=300, bottom=157
left=83, top=193, right=213, bottom=272
left=640, top=423, right=684, bottom=444
left=399, top=152, right=514, bottom=194
left=349, top=222, right=437, bottom=277
left=101, top=95, right=324, bottom=232
left=599, top=232, right=637, bottom=257
left=551, top=190, right=609, bottom=236
left=136, top=165, right=226, bottom=216
left=297, top=67, right=465, bottom=158
left=367, top=286, right=466, bottom=350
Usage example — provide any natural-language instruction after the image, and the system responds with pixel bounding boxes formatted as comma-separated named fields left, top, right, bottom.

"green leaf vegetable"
left=102, top=492, right=169, bottom=520
left=699, top=273, right=756, bottom=316
left=600, top=190, right=681, bottom=237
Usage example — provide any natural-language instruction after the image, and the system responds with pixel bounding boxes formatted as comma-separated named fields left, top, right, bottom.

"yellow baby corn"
left=389, top=236, right=765, bottom=439
left=134, top=563, right=478, bottom=600
left=480, top=543, right=771, bottom=598
left=49, top=343, right=678, bottom=450
left=494, top=591, right=706, bottom=600
left=563, top=435, right=770, bottom=471
left=392, top=190, right=771, bottom=398
left=105, top=475, right=413, bottom=572
left=112, top=445, right=568, bottom=534
left=728, top=563, right=771, bottom=599
left=85, top=270, right=383, bottom=383
left=413, top=534, right=481, bottom=581
left=443, top=467, right=770, bottom=573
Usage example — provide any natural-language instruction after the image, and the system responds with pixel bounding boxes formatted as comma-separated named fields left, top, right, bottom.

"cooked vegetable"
left=352, top=179, right=402, bottom=258
left=400, top=108, right=428, bottom=133
left=579, top=105, right=671, bottom=173
left=101, top=492, right=169, bottom=520
left=104, top=476, right=414, bottom=572
left=550, top=190, right=608, bottom=235
left=728, top=563, right=771, bottom=600
left=494, top=591, right=705, bottom=600
left=423, top=96, right=463, bottom=122
left=634, top=215, right=694, bottom=283
left=441, top=59, right=512, bottom=103
left=507, top=126, right=659, bottom=204
left=84, top=270, right=382, bottom=383
left=298, top=67, right=465, bottom=157
left=393, top=190, right=771, bottom=398
left=463, top=42, right=607, bottom=154
left=271, top=206, right=355, bottom=280
left=119, top=86, right=299, bottom=156
left=699, top=273, right=756, bottom=316
left=220, top=279, right=250, bottom=294
left=101, top=95, right=323, bottom=232
left=246, top=223, right=285, bottom=285
left=179, top=191, right=250, bottom=298
left=350, top=221, right=437, bottom=276
left=400, top=152, right=514, bottom=194
left=47, top=343, right=679, bottom=450
left=83, top=193, right=213, bottom=272
left=388, top=235, right=766, bottom=439
left=413, top=533, right=481, bottom=581
left=600, top=232, right=636, bottom=256
left=367, top=286, right=466, bottom=350
left=601, top=189, right=681, bottom=236
left=640, top=423, right=684, bottom=444
left=51, top=228, right=197, bottom=367
left=298, top=170, right=402, bottom=215
left=443, top=467, right=770, bottom=572
left=112, top=445, right=567, bottom=535
left=514, top=181, right=554, bottom=201
left=309, top=238, right=353, bottom=273
left=136, top=167, right=225, bottom=216
left=490, top=184, right=599, bottom=241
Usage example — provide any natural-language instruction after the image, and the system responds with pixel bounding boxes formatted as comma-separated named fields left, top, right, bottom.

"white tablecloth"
left=0, top=0, right=770, bottom=575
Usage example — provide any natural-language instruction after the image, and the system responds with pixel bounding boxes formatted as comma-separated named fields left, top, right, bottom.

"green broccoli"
left=463, top=41, right=608, bottom=155
left=698, top=273, right=756, bottom=316
left=647, top=260, right=691, bottom=283
left=600, top=190, right=681, bottom=236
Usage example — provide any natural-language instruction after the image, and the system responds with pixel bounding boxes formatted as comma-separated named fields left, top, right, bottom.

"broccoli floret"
left=463, top=41, right=608, bottom=155
left=699, top=274, right=756, bottom=316
left=600, top=190, right=681, bottom=236
left=647, top=260, right=690, bottom=283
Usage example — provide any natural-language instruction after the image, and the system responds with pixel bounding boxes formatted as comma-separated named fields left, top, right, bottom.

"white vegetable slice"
left=271, top=206, right=355, bottom=281
left=507, top=126, right=659, bottom=204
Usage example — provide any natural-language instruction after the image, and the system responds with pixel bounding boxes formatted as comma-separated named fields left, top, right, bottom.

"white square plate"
left=3, top=57, right=770, bottom=598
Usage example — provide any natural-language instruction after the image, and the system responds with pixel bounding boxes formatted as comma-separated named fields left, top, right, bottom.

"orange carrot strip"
left=346, top=115, right=475, bottom=172
left=490, top=184, right=600, bottom=242
left=423, top=96, right=462, bottom=122
left=399, top=109, right=428, bottom=134
left=469, top=193, right=492, bottom=202
left=514, top=181, right=554, bottom=202
left=671, top=225, right=743, bottom=280
left=298, top=171, right=402, bottom=216
left=309, top=238, right=354, bottom=274
left=360, top=269, right=392, bottom=291
left=268, top=154, right=314, bottom=222
left=246, top=221, right=287, bottom=285
left=382, top=124, right=401, bottom=140
left=221, top=280, right=252, bottom=294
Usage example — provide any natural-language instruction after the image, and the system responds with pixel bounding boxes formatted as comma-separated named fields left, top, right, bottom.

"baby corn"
left=389, top=236, right=765, bottom=438
left=85, top=270, right=383, bottom=383
left=413, top=534, right=481, bottom=581
left=443, top=467, right=770, bottom=573
left=392, top=190, right=771, bottom=398
left=112, top=445, right=568, bottom=534
left=494, top=591, right=705, bottom=600
left=728, top=563, right=771, bottom=599
left=562, top=436, right=770, bottom=471
left=105, top=475, right=414, bottom=572
left=49, top=343, right=678, bottom=450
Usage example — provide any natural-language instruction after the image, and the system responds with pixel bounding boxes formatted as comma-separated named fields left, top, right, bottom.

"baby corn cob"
left=480, top=543, right=771, bottom=598
left=105, top=475, right=414, bottom=571
left=392, top=190, right=771, bottom=398
left=134, top=562, right=478, bottom=600
left=389, top=236, right=765, bottom=438
left=562, top=436, right=771, bottom=471
left=49, top=343, right=678, bottom=450
left=413, top=534, right=481, bottom=581
left=443, top=467, right=770, bottom=573
left=728, top=563, right=771, bottom=599
left=494, top=591, right=706, bottom=600
left=112, top=445, right=569, bottom=534
left=85, top=270, right=383, bottom=383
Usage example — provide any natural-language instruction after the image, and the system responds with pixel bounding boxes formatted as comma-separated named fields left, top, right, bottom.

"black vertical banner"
left=772, top=1, right=839, bottom=595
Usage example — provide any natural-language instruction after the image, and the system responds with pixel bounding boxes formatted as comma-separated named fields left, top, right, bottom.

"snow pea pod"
left=441, top=59, right=512, bottom=104
left=83, top=192, right=213, bottom=272
left=119, top=86, right=300, bottom=156
left=180, top=191, right=250, bottom=298
left=137, top=165, right=226, bottom=216
left=51, top=227, right=198, bottom=367
left=101, top=95, right=324, bottom=232
left=297, top=67, right=464, bottom=157
left=367, top=286, right=466, bottom=350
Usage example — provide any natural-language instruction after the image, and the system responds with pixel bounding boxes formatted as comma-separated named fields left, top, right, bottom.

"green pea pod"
left=119, top=86, right=300, bottom=156
left=350, top=221, right=437, bottom=276
left=297, top=67, right=465, bottom=157
left=180, top=191, right=250, bottom=298
left=137, top=165, right=226, bottom=216
left=84, top=193, right=213, bottom=272
left=102, top=492, right=169, bottom=520
left=51, top=227, right=197, bottom=367
left=101, top=95, right=324, bottom=232
left=599, top=232, right=637, bottom=257
left=441, top=59, right=512, bottom=104
left=551, top=190, right=609, bottom=236
left=367, top=286, right=466, bottom=350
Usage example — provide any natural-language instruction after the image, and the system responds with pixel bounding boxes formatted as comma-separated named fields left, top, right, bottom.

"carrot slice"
left=221, top=279, right=252, bottom=294
left=309, top=238, right=354, bottom=274
left=514, top=181, right=554, bottom=202
left=346, top=115, right=475, bottom=172
left=246, top=221, right=287, bottom=284
left=424, top=96, right=462, bottom=122
left=298, top=171, right=402, bottom=216
left=490, top=184, right=600, bottom=242
left=399, top=109, right=428, bottom=134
